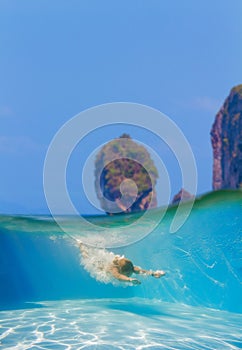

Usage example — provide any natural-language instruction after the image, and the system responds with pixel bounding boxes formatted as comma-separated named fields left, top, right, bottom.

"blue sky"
left=0, top=0, right=241, bottom=214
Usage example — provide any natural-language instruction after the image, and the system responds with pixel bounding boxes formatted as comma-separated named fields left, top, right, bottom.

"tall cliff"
left=211, top=85, right=242, bottom=190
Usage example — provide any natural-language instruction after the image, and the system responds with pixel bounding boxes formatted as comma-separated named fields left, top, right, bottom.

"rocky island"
left=211, top=85, right=242, bottom=190
left=172, top=188, right=194, bottom=205
left=95, top=134, right=158, bottom=214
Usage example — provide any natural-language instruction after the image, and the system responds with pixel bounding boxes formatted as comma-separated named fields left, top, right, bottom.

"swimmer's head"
left=118, top=258, right=134, bottom=276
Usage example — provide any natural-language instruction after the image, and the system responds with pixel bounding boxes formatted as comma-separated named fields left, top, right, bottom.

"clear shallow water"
left=1, top=299, right=242, bottom=349
left=0, top=190, right=241, bottom=349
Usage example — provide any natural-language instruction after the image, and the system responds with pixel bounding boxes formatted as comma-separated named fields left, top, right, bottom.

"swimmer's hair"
left=118, top=258, right=134, bottom=273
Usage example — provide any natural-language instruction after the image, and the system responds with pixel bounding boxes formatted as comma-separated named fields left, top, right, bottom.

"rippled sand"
left=0, top=298, right=241, bottom=349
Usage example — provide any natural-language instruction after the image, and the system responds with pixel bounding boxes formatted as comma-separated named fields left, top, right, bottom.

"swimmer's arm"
left=133, top=266, right=166, bottom=278
left=133, top=266, right=150, bottom=275
left=110, top=266, right=141, bottom=285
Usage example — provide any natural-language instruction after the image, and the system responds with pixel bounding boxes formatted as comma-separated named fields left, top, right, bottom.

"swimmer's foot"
left=76, top=239, right=84, bottom=249
left=77, top=240, right=89, bottom=258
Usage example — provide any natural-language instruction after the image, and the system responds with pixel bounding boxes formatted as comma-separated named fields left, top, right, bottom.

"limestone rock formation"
left=211, top=85, right=242, bottom=190
left=172, top=188, right=194, bottom=205
left=95, top=134, right=158, bottom=214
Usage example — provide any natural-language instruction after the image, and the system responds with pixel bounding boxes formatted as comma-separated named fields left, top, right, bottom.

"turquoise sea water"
left=0, top=190, right=241, bottom=349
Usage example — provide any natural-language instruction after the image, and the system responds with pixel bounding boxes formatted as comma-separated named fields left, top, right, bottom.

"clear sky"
left=0, top=0, right=242, bottom=214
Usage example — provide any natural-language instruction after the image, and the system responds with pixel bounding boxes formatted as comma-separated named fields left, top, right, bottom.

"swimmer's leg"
left=78, top=240, right=89, bottom=259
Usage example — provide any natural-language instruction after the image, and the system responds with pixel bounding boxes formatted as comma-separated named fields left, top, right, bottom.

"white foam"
left=79, top=243, right=130, bottom=287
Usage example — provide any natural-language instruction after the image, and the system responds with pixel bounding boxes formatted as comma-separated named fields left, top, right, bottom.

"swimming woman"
left=79, top=242, right=166, bottom=285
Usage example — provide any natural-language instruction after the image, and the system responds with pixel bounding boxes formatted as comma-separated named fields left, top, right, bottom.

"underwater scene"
left=0, top=190, right=241, bottom=349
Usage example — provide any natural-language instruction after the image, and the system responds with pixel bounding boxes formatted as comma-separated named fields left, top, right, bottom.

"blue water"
left=0, top=190, right=241, bottom=349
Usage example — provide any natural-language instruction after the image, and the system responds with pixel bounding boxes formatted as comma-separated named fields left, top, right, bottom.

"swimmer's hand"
left=129, top=278, right=141, bottom=285
left=151, top=270, right=166, bottom=278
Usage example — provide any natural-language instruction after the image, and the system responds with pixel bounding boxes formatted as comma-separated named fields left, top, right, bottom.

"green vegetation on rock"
left=94, top=134, right=158, bottom=214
